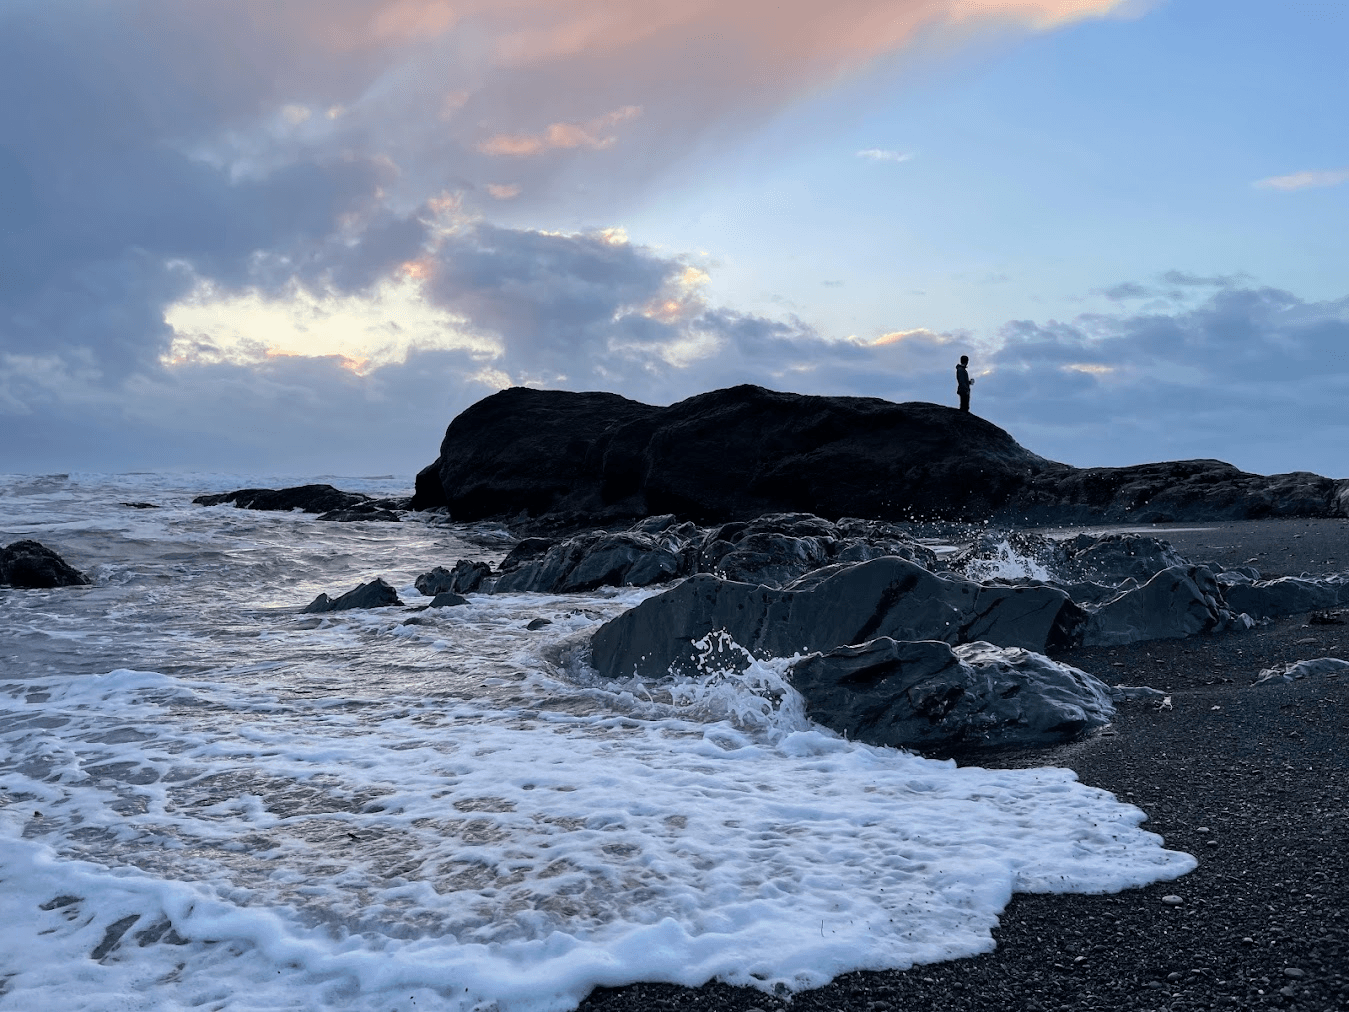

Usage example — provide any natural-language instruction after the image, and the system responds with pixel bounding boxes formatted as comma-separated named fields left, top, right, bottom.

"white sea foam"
left=0, top=474, right=1196, bottom=1010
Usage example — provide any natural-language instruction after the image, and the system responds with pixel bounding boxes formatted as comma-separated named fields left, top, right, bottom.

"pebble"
left=1196, top=826, right=1211, bottom=833
left=1242, top=937, right=1255, bottom=945
left=1279, top=986, right=1297, bottom=997
left=1167, top=972, right=1183, bottom=981
left=1283, top=968, right=1306, bottom=978
left=1161, top=895, right=1184, bottom=905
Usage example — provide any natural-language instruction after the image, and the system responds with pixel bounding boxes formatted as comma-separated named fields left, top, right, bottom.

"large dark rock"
left=1221, top=575, right=1347, bottom=619
left=303, top=578, right=403, bottom=613
left=0, top=540, right=90, bottom=588
left=195, top=484, right=371, bottom=514
left=589, top=557, right=1085, bottom=681
left=1080, top=565, right=1247, bottom=646
left=788, top=637, right=1114, bottom=750
left=415, top=561, right=493, bottom=596
left=413, top=386, right=1349, bottom=526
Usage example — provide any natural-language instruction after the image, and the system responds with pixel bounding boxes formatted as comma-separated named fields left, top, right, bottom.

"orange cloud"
left=478, top=105, right=642, bottom=157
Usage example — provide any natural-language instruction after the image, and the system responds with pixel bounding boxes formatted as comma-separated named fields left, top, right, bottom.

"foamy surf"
left=0, top=473, right=1196, bottom=1010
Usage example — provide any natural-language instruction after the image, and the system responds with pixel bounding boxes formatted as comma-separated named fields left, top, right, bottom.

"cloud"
left=477, top=106, right=642, bottom=157
left=857, top=148, right=913, bottom=162
left=0, top=0, right=1147, bottom=474
left=1254, top=168, right=1349, bottom=191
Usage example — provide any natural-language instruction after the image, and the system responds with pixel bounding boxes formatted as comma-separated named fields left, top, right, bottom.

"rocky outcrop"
left=787, top=637, right=1115, bottom=750
left=412, top=386, right=1349, bottom=527
left=417, top=513, right=937, bottom=597
left=1221, top=575, right=1347, bottom=619
left=416, top=561, right=493, bottom=596
left=303, top=578, right=403, bottom=613
left=0, top=540, right=90, bottom=588
left=588, top=557, right=1086, bottom=681
left=1080, top=566, right=1250, bottom=647
left=194, top=485, right=408, bottom=520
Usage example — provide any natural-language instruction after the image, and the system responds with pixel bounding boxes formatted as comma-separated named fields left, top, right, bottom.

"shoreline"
left=578, top=520, right=1349, bottom=1012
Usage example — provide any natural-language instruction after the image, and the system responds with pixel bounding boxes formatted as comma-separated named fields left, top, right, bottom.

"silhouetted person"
left=955, top=355, right=973, bottom=412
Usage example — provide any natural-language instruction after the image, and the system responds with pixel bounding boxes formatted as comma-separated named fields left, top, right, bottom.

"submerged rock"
left=788, top=637, right=1115, bottom=750
left=303, top=578, right=402, bottom=613
left=0, top=540, right=90, bottom=589
left=589, top=557, right=1085, bottom=681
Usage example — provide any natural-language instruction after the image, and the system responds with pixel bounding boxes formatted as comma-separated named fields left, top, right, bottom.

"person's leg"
left=959, top=392, right=970, bottom=412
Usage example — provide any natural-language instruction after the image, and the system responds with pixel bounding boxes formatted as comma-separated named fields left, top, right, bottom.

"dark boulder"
left=788, top=637, right=1114, bottom=750
left=303, top=578, right=402, bottom=613
left=428, top=592, right=468, bottom=608
left=0, top=540, right=90, bottom=588
left=416, top=561, right=493, bottom=596
left=1080, top=566, right=1246, bottom=646
left=951, top=530, right=1193, bottom=586
left=195, top=484, right=372, bottom=514
left=316, top=508, right=401, bottom=523
left=1221, top=576, right=1346, bottom=619
left=494, top=530, right=691, bottom=594
left=589, top=557, right=1086, bottom=681
left=413, top=386, right=1349, bottom=527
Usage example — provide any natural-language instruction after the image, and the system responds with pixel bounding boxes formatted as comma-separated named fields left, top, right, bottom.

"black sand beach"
left=579, top=520, right=1349, bottom=1012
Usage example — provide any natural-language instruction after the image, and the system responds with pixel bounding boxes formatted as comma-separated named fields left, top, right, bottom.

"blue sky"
left=1, top=0, right=1346, bottom=478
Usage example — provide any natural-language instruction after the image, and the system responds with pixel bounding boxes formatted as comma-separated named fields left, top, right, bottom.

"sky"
left=1, top=0, right=1346, bottom=479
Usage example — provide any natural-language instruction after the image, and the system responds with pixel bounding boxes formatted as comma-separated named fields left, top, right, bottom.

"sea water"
left=0, top=473, right=1196, bottom=1011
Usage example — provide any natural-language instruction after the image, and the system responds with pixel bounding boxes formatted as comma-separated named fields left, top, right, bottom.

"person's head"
left=959, top=355, right=969, bottom=365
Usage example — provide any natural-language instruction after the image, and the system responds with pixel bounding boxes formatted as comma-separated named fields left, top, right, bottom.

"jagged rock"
left=786, top=637, right=1115, bottom=750
left=428, top=592, right=468, bottom=608
left=303, top=578, right=402, bottom=613
left=412, top=386, right=1349, bottom=526
left=416, top=561, right=493, bottom=596
left=698, top=513, right=937, bottom=589
left=1221, top=576, right=1346, bottom=619
left=589, top=557, right=1086, bottom=681
left=0, top=540, right=90, bottom=588
left=1254, top=657, right=1349, bottom=686
left=481, top=513, right=940, bottom=596
left=494, top=530, right=691, bottom=593
left=1081, top=566, right=1244, bottom=647
left=952, top=531, right=1189, bottom=586
left=497, top=538, right=556, bottom=573
left=120, top=502, right=159, bottom=509
left=195, top=484, right=372, bottom=514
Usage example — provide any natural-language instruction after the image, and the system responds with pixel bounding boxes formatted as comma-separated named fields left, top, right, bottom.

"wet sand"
left=578, top=518, right=1349, bottom=1012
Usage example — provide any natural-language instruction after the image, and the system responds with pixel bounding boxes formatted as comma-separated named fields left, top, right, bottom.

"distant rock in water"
left=303, top=578, right=403, bottom=613
left=411, top=385, right=1349, bottom=526
left=0, top=540, right=90, bottom=588
left=194, top=484, right=408, bottom=520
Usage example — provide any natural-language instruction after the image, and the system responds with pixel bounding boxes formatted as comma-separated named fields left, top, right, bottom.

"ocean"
left=0, top=473, right=1196, bottom=1011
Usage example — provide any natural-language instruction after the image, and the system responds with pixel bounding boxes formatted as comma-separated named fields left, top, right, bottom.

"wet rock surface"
left=302, top=577, right=403, bottom=613
left=0, top=540, right=90, bottom=588
left=411, top=385, right=1349, bottom=527
left=788, top=637, right=1115, bottom=749
left=194, top=484, right=409, bottom=518
left=589, top=557, right=1086, bottom=681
